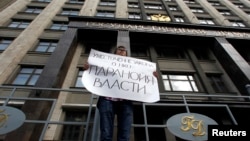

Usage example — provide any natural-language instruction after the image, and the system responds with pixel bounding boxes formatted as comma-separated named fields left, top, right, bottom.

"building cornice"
left=68, top=16, right=250, bottom=39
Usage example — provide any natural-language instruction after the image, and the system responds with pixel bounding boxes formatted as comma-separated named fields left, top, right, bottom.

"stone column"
left=117, top=30, right=131, bottom=56
left=79, top=0, right=99, bottom=16
left=0, top=0, right=31, bottom=26
left=116, top=0, right=128, bottom=18
left=240, top=0, right=250, bottom=8
left=215, top=37, right=250, bottom=94
left=175, top=0, right=200, bottom=24
left=219, top=0, right=250, bottom=26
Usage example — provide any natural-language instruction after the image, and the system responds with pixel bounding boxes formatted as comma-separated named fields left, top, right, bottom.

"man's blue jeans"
left=97, top=97, right=133, bottom=141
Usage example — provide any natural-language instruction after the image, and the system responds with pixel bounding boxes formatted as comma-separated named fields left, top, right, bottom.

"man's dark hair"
left=114, top=46, right=128, bottom=56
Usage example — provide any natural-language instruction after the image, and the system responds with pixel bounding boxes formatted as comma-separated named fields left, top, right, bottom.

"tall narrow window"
left=162, top=73, right=199, bottom=92
left=37, top=0, right=51, bottom=2
left=12, top=67, right=43, bottom=86
left=25, top=7, right=43, bottom=14
left=0, top=39, right=12, bottom=51
left=230, top=21, right=246, bottom=27
left=61, top=111, right=85, bottom=140
left=131, top=45, right=148, bottom=57
left=50, top=22, right=68, bottom=30
left=35, top=41, right=57, bottom=53
left=68, top=0, right=84, bottom=4
left=175, top=17, right=185, bottom=22
left=8, top=21, right=30, bottom=29
left=207, top=74, right=228, bottom=93
left=75, top=69, right=84, bottom=88
left=183, top=0, right=196, bottom=4
left=199, top=18, right=215, bottom=25
left=128, top=12, right=141, bottom=20
left=61, top=110, right=95, bottom=140
left=155, top=47, right=186, bottom=59
left=96, top=10, right=115, bottom=17
left=61, top=9, right=79, bottom=16
left=193, top=47, right=211, bottom=60
left=190, top=8, right=204, bottom=13
left=128, top=2, right=139, bottom=8
left=99, top=0, right=116, bottom=6
left=144, top=4, right=163, bottom=9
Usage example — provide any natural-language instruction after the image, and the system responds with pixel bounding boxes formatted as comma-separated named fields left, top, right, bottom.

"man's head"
left=115, top=46, right=127, bottom=56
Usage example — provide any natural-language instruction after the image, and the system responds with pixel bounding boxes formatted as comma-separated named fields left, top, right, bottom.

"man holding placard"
left=83, top=46, right=159, bottom=141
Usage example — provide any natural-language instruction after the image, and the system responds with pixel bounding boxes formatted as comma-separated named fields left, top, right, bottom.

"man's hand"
left=153, top=71, right=158, bottom=79
left=83, top=62, right=89, bottom=70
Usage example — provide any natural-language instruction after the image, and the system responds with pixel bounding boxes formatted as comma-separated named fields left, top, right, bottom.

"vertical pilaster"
left=0, top=0, right=31, bottom=26
left=79, top=0, right=99, bottom=16
left=186, top=49, right=215, bottom=93
left=116, top=0, right=128, bottom=18
left=240, top=0, right=250, bottom=8
left=44, top=29, right=82, bottom=140
left=214, top=37, right=250, bottom=94
left=117, top=30, right=131, bottom=56
left=175, top=0, right=200, bottom=24
left=138, top=0, right=147, bottom=20
left=5, top=27, right=78, bottom=141
left=149, top=46, right=165, bottom=93
left=219, top=0, right=250, bottom=26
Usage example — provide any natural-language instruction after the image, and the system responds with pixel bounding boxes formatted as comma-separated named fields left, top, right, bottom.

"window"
left=162, top=73, right=199, bottom=92
left=208, top=1, right=221, bottom=6
left=61, top=110, right=95, bottom=141
left=128, top=12, right=141, bottom=19
left=144, top=4, right=163, bottom=9
left=199, top=19, right=215, bottom=25
left=12, top=67, right=43, bottom=86
left=131, top=45, right=148, bottom=57
left=0, top=39, right=12, bottom=51
left=155, top=47, right=186, bottom=59
left=84, top=42, right=112, bottom=54
left=207, top=74, right=228, bottom=93
left=25, top=7, right=43, bottom=14
left=219, top=10, right=232, bottom=16
left=96, top=10, right=115, bottom=18
left=193, top=47, right=211, bottom=60
left=128, top=2, right=139, bottom=8
left=175, top=17, right=185, bottom=22
left=169, top=6, right=177, bottom=11
left=183, top=0, right=196, bottom=4
left=99, top=0, right=116, bottom=6
left=233, top=3, right=244, bottom=8
left=37, top=0, right=51, bottom=2
left=147, top=14, right=154, bottom=20
left=190, top=8, right=204, bottom=13
left=50, top=22, right=68, bottom=30
left=35, top=41, right=57, bottom=53
left=75, top=70, right=84, bottom=88
left=61, top=111, right=86, bottom=140
left=218, top=10, right=232, bottom=16
left=8, top=21, right=30, bottom=29
left=230, top=21, right=246, bottom=27
left=68, top=0, right=84, bottom=4
left=61, top=9, right=79, bottom=16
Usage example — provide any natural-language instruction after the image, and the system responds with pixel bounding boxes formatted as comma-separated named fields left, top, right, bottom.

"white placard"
left=82, top=49, right=159, bottom=103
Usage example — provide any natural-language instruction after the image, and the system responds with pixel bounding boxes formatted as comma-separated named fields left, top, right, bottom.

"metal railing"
left=0, top=85, right=250, bottom=141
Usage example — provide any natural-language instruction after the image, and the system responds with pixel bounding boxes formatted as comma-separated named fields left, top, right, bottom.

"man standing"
left=84, top=46, right=133, bottom=141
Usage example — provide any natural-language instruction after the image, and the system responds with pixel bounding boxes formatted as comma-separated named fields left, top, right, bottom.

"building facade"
left=0, top=0, right=250, bottom=141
